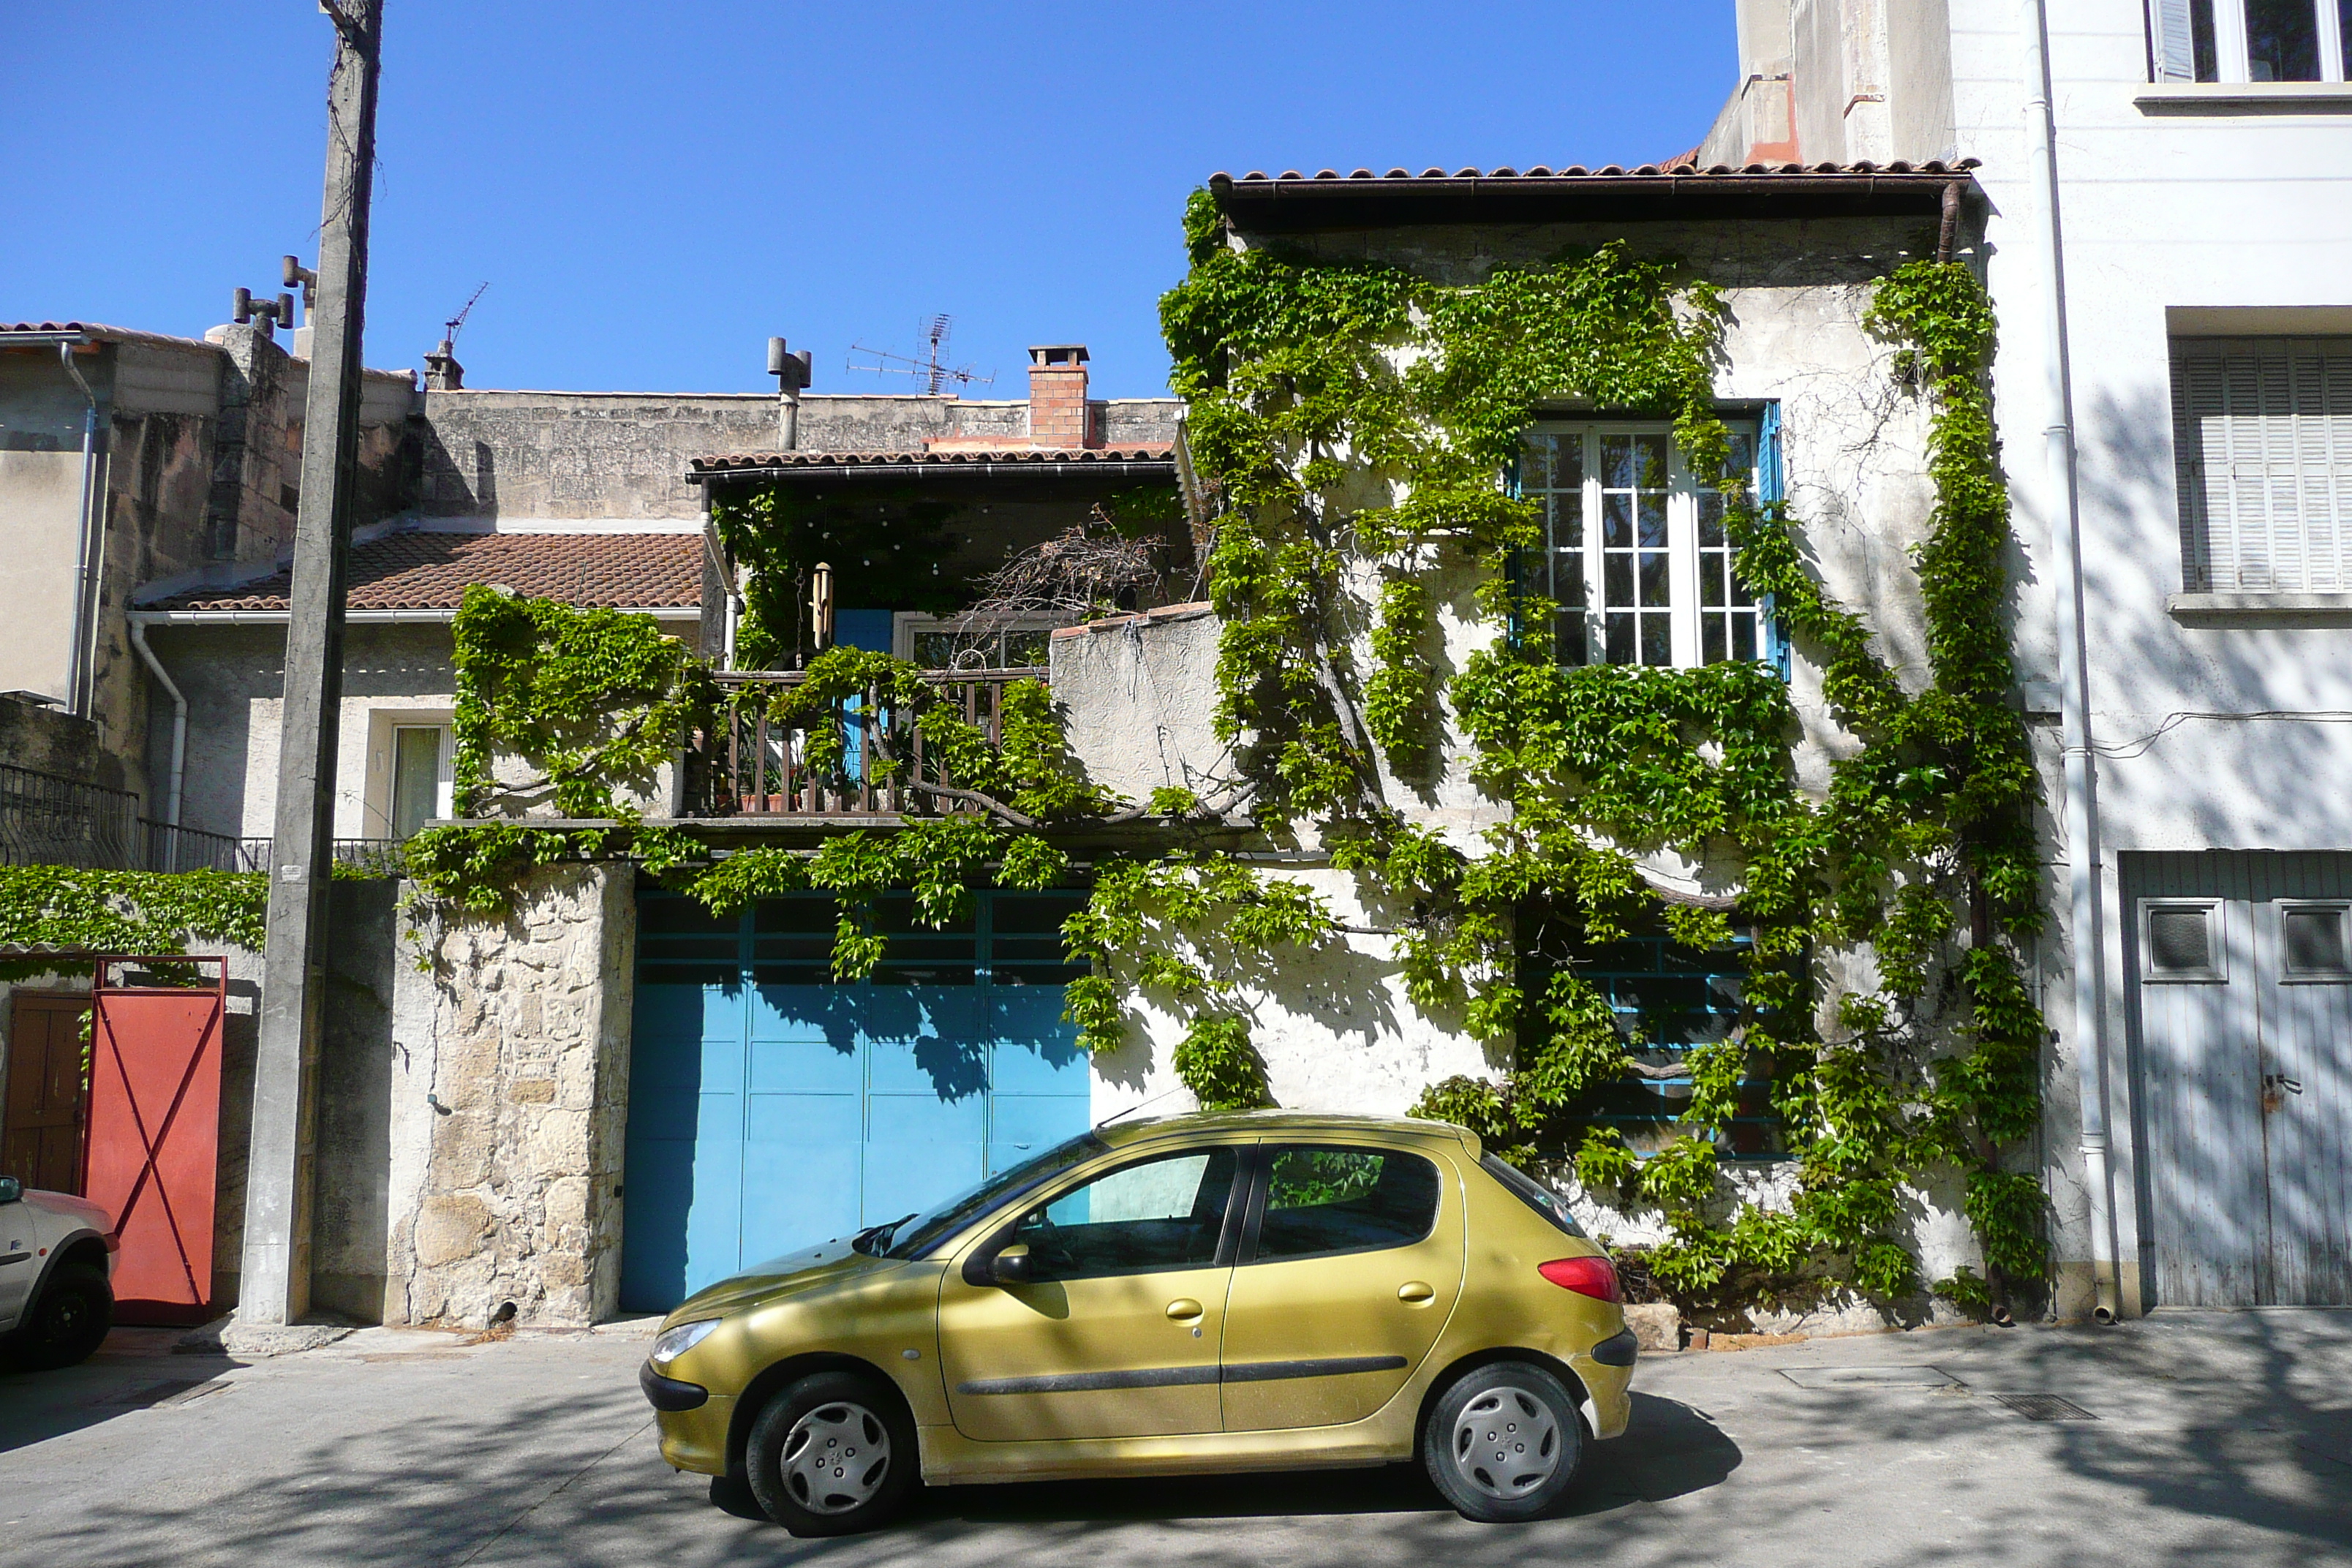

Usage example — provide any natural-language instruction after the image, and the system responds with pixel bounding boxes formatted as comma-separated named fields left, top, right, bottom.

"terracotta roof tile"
left=146, top=531, right=704, bottom=613
left=687, top=444, right=1175, bottom=477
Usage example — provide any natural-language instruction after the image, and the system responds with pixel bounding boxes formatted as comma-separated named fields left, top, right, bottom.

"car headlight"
left=650, top=1319, right=720, bottom=1367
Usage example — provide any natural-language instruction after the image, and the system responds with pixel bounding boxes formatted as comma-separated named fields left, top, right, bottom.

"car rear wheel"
left=745, top=1370, right=916, bottom=1536
left=1422, top=1360, right=1584, bottom=1522
left=15, top=1264, right=113, bottom=1371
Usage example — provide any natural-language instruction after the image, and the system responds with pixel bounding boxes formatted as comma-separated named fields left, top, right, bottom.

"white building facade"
left=1703, top=0, right=2352, bottom=1314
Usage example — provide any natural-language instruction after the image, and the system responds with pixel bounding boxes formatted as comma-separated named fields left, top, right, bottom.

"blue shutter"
left=1755, top=402, right=1793, bottom=681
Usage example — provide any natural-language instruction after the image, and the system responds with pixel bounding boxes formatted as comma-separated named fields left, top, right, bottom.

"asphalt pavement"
left=1, top=1308, right=2347, bottom=1567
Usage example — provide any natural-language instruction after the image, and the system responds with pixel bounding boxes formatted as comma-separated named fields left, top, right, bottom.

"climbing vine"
left=0, top=866, right=268, bottom=979
left=1100, top=191, right=2051, bottom=1315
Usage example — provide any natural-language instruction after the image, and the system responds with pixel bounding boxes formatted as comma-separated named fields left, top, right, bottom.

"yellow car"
left=639, top=1111, right=1636, bottom=1534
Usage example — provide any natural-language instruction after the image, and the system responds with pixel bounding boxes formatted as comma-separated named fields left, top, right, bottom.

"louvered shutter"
left=2171, top=338, right=2352, bottom=593
left=2149, top=0, right=2198, bottom=81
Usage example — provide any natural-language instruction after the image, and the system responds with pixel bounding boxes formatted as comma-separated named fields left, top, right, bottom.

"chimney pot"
left=424, top=339, right=465, bottom=391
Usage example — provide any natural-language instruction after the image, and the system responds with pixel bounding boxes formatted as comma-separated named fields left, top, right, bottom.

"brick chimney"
left=1028, top=344, right=1092, bottom=449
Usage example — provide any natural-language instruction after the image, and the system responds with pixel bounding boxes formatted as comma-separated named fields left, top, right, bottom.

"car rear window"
left=1480, top=1153, right=1588, bottom=1238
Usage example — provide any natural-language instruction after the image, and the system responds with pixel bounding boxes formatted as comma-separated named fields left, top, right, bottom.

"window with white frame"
left=2149, top=0, right=2352, bottom=82
left=893, top=612, right=1058, bottom=670
left=1523, top=425, right=1764, bottom=667
left=2170, top=337, right=2352, bottom=593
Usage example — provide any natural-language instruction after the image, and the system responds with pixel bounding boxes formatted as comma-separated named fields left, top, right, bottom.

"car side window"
left=1009, top=1147, right=1239, bottom=1281
left=1250, top=1146, right=1439, bottom=1263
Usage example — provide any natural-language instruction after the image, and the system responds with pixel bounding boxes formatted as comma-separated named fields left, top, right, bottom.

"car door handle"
left=1165, top=1297, right=1204, bottom=1322
left=1398, top=1281, right=1435, bottom=1303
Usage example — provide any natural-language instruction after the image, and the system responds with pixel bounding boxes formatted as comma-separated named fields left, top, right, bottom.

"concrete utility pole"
left=238, top=0, right=382, bottom=1331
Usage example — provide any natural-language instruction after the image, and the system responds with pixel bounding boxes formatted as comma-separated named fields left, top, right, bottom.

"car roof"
left=1093, top=1109, right=1478, bottom=1153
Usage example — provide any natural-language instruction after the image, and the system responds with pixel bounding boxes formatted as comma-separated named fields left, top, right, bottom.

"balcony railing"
left=693, top=668, right=1045, bottom=819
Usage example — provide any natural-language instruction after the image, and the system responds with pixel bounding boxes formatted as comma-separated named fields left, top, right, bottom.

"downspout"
left=58, top=342, right=103, bottom=718
left=2024, top=0, right=2122, bottom=1324
left=128, top=618, right=188, bottom=871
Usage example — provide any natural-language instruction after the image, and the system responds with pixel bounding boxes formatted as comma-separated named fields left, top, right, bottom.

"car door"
left=1218, top=1141, right=1466, bottom=1431
left=937, top=1142, right=1245, bottom=1442
left=0, top=1188, right=37, bottom=1327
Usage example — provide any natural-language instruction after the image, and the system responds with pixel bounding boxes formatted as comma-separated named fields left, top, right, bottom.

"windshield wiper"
left=853, top=1212, right=917, bottom=1256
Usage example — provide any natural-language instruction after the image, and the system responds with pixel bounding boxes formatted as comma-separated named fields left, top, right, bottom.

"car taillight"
left=1539, top=1256, right=1622, bottom=1303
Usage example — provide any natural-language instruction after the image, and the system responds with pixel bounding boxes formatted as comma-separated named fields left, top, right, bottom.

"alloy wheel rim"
left=1448, top=1386, right=1562, bottom=1501
left=780, top=1401, right=892, bottom=1514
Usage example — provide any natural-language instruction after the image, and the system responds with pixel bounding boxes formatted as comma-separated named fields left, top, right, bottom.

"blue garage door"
left=621, top=889, right=1093, bottom=1311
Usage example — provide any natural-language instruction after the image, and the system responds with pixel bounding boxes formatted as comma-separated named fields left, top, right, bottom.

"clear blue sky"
left=1, top=3, right=1736, bottom=402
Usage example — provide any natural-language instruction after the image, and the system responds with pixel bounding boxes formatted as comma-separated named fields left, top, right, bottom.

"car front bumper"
left=642, top=1362, right=734, bottom=1476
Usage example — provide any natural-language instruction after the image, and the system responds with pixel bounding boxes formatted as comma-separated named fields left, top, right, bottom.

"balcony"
left=690, top=667, right=1047, bottom=821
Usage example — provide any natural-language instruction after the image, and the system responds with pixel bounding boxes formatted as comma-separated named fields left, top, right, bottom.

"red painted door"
left=81, top=957, right=226, bottom=1325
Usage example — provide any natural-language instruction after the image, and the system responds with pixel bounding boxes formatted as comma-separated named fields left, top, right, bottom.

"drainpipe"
left=128, top=617, right=187, bottom=871
left=57, top=342, right=104, bottom=718
left=2024, top=0, right=2121, bottom=1324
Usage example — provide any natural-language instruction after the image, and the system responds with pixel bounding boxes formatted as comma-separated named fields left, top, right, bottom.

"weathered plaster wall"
left=410, top=391, right=1184, bottom=525
left=386, top=864, right=634, bottom=1327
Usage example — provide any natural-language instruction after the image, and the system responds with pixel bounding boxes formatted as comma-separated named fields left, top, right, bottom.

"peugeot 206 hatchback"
left=641, top=1112, right=1637, bottom=1534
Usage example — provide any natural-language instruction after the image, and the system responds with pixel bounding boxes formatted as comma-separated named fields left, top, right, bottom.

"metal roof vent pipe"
left=767, top=336, right=813, bottom=450
left=423, top=339, right=464, bottom=390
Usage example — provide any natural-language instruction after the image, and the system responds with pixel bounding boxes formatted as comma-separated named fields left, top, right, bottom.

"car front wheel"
left=1422, top=1360, right=1584, bottom=1522
left=745, top=1370, right=916, bottom=1536
left=16, top=1264, right=113, bottom=1371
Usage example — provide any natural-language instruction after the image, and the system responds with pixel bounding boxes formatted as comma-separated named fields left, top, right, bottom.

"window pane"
left=1606, top=614, right=1635, bottom=664
left=1632, top=434, right=1670, bottom=488
left=1639, top=550, right=1670, bottom=605
left=1005, top=629, right=1051, bottom=667
left=2283, top=908, right=2350, bottom=974
left=913, top=632, right=956, bottom=667
left=1701, top=559, right=1726, bottom=607
left=391, top=728, right=442, bottom=840
left=2194, top=0, right=2218, bottom=80
left=1602, top=492, right=1633, bottom=549
left=1703, top=616, right=1727, bottom=663
left=1733, top=616, right=1757, bottom=662
left=1016, top=1147, right=1238, bottom=1278
left=1602, top=435, right=1636, bottom=489
left=1252, top=1147, right=1439, bottom=1262
left=1697, top=493, right=1725, bottom=549
left=1640, top=614, right=1672, bottom=666
left=1602, top=551, right=1632, bottom=606
left=2148, top=908, right=2213, bottom=973
left=2244, top=0, right=2320, bottom=78
left=1554, top=608, right=1588, bottom=666
left=1638, top=494, right=1668, bottom=548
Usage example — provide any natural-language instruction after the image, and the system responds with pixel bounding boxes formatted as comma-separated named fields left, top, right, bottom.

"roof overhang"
left=1207, top=162, right=1977, bottom=233
left=128, top=606, right=701, bottom=627
left=687, top=451, right=1179, bottom=486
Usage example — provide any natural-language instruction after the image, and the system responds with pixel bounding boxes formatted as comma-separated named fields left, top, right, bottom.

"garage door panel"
left=988, top=1091, right=1091, bottom=1175
left=864, top=1090, right=985, bottom=1224
left=742, top=1090, right=862, bottom=1259
left=747, top=1030, right=862, bottom=1094
left=753, top=983, right=862, bottom=1050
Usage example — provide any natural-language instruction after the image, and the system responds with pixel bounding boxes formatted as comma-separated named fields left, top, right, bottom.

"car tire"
left=1421, top=1360, right=1585, bottom=1523
left=16, top=1264, right=113, bottom=1371
left=745, top=1370, right=917, bottom=1536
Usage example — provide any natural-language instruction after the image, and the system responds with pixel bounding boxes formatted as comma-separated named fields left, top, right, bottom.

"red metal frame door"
left=80, top=957, right=227, bottom=1325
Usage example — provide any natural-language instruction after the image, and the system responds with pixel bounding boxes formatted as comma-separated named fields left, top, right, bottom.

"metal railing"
left=148, top=821, right=263, bottom=872
left=1, top=763, right=143, bottom=869
left=696, top=668, right=1044, bottom=818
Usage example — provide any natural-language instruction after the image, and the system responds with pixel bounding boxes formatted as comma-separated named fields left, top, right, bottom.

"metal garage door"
left=620, top=889, right=1093, bottom=1311
left=2131, top=851, right=2352, bottom=1305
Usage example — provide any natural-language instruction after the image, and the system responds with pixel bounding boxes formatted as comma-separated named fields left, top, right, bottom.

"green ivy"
left=0, top=866, right=268, bottom=979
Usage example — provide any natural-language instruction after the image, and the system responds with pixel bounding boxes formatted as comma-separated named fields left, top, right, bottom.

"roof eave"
left=687, top=457, right=1181, bottom=485
left=1208, top=168, right=1976, bottom=231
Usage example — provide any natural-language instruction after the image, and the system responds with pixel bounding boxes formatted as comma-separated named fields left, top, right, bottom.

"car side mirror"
left=0, top=1177, right=20, bottom=1205
left=990, top=1243, right=1032, bottom=1286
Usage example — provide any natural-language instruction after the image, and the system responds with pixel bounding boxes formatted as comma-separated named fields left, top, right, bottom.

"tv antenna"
left=444, top=281, right=489, bottom=350
left=847, top=314, right=993, bottom=395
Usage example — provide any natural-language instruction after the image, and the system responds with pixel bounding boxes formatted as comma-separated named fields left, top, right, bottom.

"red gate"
left=80, top=956, right=227, bottom=1325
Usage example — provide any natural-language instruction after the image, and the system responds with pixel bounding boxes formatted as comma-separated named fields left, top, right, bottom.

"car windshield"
left=878, top=1131, right=1108, bottom=1260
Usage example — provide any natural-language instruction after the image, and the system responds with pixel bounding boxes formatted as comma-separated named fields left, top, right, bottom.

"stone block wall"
left=387, top=864, right=635, bottom=1327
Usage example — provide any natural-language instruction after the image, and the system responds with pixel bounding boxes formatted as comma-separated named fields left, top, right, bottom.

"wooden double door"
left=3, top=992, right=91, bottom=1194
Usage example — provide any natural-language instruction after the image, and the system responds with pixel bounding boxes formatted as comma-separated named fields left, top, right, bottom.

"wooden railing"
left=694, top=668, right=1046, bottom=819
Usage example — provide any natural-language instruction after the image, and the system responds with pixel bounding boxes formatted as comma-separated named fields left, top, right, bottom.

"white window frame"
left=2141, top=898, right=2229, bottom=984
left=893, top=611, right=1063, bottom=671
left=364, top=712, right=455, bottom=840
left=2152, top=0, right=2351, bottom=82
left=1523, top=422, right=1764, bottom=669
left=2277, top=900, right=2352, bottom=982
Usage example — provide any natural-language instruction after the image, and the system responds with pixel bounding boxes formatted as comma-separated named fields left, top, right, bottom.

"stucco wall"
left=386, top=864, right=635, bottom=1327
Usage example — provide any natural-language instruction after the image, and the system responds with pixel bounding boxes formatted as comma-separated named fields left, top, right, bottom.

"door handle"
left=1398, top=1280, right=1435, bottom=1303
left=2264, top=1074, right=2304, bottom=1096
left=1165, top=1297, right=1203, bottom=1322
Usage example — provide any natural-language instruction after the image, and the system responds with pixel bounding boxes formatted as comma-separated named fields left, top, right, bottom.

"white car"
left=0, top=1176, right=115, bottom=1369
